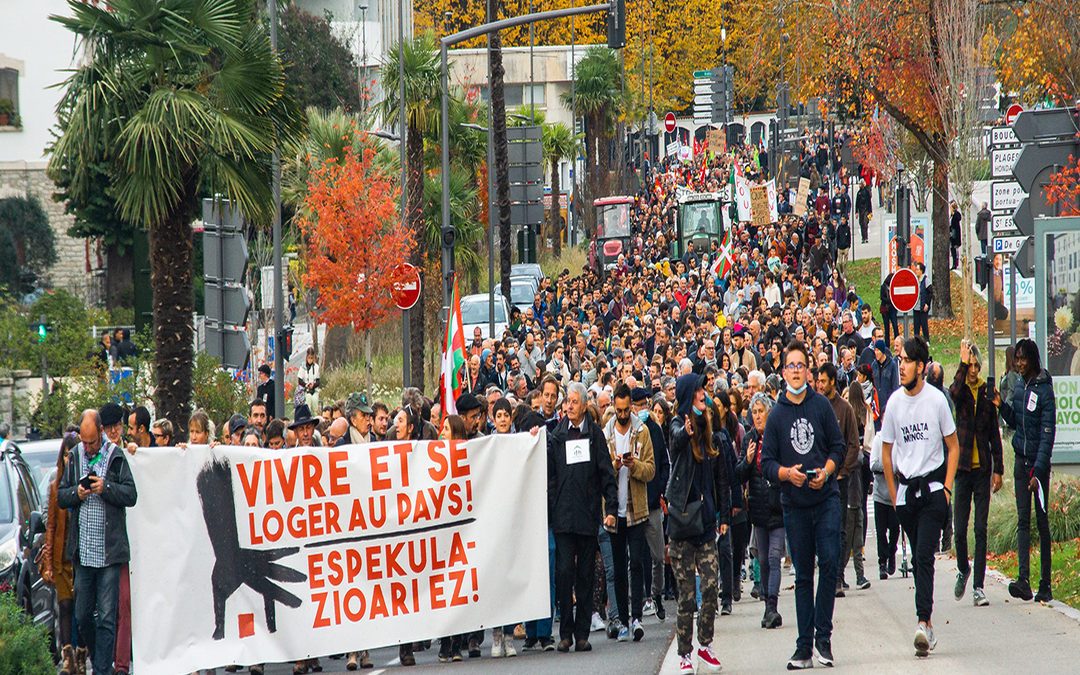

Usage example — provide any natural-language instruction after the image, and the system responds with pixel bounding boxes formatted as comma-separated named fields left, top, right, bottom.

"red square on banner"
left=238, top=613, right=255, bottom=638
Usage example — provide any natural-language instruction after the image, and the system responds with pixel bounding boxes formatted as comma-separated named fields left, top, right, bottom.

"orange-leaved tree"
left=1047, top=156, right=1080, bottom=217
left=298, top=142, right=413, bottom=395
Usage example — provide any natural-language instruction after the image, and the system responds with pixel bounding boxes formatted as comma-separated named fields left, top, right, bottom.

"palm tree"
left=48, top=0, right=305, bottom=434
left=562, top=46, right=623, bottom=238
left=377, top=33, right=441, bottom=391
left=542, top=122, right=581, bottom=259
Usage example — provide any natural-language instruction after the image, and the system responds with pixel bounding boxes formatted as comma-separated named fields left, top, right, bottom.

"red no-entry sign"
left=1006, top=104, right=1024, bottom=126
left=664, top=112, right=677, bottom=134
left=889, top=268, right=920, bottom=313
left=391, top=263, right=421, bottom=310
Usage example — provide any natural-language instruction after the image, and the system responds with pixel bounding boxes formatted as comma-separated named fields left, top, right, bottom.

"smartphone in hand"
left=79, top=475, right=94, bottom=490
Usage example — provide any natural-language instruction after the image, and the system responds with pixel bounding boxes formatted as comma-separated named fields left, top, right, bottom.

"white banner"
left=734, top=174, right=753, bottom=222
left=126, top=433, right=550, bottom=675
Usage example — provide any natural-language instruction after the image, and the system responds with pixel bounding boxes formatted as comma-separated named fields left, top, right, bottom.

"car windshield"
left=597, top=203, right=631, bottom=239
left=0, top=467, right=12, bottom=523
left=510, top=284, right=534, bottom=305
left=681, top=201, right=720, bottom=237
left=461, top=298, right=506, bottom=324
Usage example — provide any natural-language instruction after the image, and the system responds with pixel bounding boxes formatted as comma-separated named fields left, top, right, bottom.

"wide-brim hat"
left=289, top=404, right=318, bottom=429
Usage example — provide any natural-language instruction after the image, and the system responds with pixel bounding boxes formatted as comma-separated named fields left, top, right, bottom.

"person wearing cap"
left=949, top=340, right=1003, bottom=607
left=731, top=328, right=758, bottom=372
left=759, top=340, right=846, bottom=669
left=340, top=392, right=375, bottom=445
left=456, top=393, right=485, bottom=439
left=631, top=386, right=670, bottom=621
left=226, top=414, right=247, bottom=446
left=548, top=382, right=618, bottom=653
left=100, top=402, right=126, bottom=447
left=256, top=364, right=276, bottom=418
left=871, top=338, right=899, bottom=432
left=602, top=383, right=655, bottom=643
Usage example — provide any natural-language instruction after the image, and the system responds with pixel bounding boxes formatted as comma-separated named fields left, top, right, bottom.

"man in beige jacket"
left=603, top=383, right=656, bottom=642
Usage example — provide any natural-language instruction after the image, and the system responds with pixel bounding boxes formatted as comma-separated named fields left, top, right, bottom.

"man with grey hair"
left=747, top=370, right=766, bottom=398
left=549, top=381, right=618, bottom=652
left=58, top=409, right=137, bottom=675
left=678, top=358, right=694, bottom=376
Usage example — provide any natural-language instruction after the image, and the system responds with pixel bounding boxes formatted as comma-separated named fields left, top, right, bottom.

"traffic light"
left=37, top=322, right=47, bottom=342
left=607, top=0, right=625, bottom=49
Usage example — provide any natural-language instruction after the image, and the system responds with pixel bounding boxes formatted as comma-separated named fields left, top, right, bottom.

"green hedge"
left=0, top=591, right=54, bottom=675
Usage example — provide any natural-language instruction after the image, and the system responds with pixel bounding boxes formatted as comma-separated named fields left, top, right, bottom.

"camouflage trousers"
left=670, top=538, right=719, bottom=656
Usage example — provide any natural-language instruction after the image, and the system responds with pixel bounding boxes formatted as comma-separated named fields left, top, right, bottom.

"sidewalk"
left=659, top=517, right=1080, bottom=673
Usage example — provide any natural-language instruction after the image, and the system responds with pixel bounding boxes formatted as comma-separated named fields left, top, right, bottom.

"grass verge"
left=987, top=540, right=1080, bottom=608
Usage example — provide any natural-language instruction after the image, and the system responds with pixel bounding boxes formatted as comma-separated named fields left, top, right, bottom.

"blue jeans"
left=597, top=525, right=618, bottom=620
left=783, top=495, right=842, bottom=651
left=75, top=563, right=121, bottom=675
left=526, top=530, right=556, bottom=639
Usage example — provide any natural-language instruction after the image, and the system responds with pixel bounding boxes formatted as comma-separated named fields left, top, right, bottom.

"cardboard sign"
left=750, top=184, right=772, bottom=227
left=794, top=177, right=810, bottom=218
left=706, top=129, right=724, bottom=153
left=126, top=434, right=550, bottom=675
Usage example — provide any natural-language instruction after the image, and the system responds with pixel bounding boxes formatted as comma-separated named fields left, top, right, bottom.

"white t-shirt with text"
left=879, top=383, right=956, bottom=506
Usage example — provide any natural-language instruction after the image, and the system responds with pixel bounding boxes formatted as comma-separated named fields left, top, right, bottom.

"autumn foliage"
left=1047, top=156, right=1080, bottom=218
left=298, top=142, right=413, bottom=334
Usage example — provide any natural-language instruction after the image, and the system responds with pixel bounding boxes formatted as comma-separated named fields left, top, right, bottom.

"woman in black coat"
left=736, top=392, right=785, bottom=629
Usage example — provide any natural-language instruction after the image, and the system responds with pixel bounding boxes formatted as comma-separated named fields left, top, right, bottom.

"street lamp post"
left=270, top=0, right=284, bottom=418
left=397, top=0, right=409, bottom=387
left=462, top=122, right=495, bottom=339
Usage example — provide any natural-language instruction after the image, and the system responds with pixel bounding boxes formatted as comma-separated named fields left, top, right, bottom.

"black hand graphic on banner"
left=197, top=459, right=307, bottom=640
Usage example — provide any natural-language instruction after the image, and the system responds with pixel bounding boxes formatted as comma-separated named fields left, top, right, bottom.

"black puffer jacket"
left=736, top=427, right=784, bottom=530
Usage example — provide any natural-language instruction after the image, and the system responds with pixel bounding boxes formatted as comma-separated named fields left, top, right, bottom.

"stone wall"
left=0, top=160, right=105, bottom=304
left=0, top=370, right=35, bottom=437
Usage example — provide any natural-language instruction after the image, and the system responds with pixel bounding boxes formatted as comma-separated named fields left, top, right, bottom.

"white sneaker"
left=491, top=628, right=504, bottom=657
left=590, top=612, right=606, bottom=632
left=914, top=623, right=934, bottom=657
left=643, top=599, right=656, bottom=616
left=632, top=618, right=645, bottom=642
left=678, top=654, right=695, bottom=673
left=503, top=632, right=517, bottom=657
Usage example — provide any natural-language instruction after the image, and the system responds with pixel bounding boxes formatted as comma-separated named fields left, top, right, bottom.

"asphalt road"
left=256, top=609, right=677, bottom=675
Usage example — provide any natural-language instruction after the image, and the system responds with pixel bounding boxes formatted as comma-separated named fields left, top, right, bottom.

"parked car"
left=0, top=438, right=57, bottom=652
left=17, top=439, right=62, bottom=500
left=509, top=263, right=545, bottom=288
left=507, top=276, right=539, bottom=313
left=459, top=293, right=511, bottom=341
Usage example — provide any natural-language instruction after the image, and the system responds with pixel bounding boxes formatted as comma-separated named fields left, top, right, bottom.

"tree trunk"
left=321, top=325, right=350, bottom=370
left=594, top=111, right=612, bottom=198
left=365, top=329, right=373, bottom=395
left=104, top=243, right=134, bottom=310
left=550, top=155, right=562, bottom=258
left=930, top=157, right=953, bottom=319
left=489, top=18, right=512, bottom=301
left=150, top=200, right=195, bottom=439
left=582, top=112, right=600, bottom=239
left=407, top=119, right=426, bottom=392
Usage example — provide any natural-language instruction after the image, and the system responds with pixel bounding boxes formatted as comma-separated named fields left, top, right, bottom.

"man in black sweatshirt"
left=631, top=387, right=670, bottom=620
left=761, top=340, right=847, bottom=670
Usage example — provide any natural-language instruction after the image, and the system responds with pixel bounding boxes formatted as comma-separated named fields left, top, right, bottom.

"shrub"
left=0, top=590, right=54, bottom=675
left=191, top=352, right=251, bottom=434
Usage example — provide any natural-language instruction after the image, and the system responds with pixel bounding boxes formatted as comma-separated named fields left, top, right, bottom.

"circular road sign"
left=391, top=263, right=421, bottom=310
left=889, top=268, right=920, bottom=314
left=1006, top=104, right=1024, bottom=126
left=664, top=112, right=677, bottom=134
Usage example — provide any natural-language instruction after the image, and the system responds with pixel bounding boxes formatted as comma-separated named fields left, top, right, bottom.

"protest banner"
left=125, top=432, right=550, bottom=675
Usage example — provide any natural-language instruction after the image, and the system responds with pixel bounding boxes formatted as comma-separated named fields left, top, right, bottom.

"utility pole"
left=270, top=0, right=284, bottom=419
left=398, top=0, right=409, bottom=388
left=570, top=0, right=576, bottom=247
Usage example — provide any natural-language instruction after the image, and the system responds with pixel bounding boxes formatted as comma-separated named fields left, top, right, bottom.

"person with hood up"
left=666, top=373, right=729, bottom=674
left=871, top=338, right=899, bottom=431
left=760, top=340, right=846, bottom=670
left=995, top=338, right=1056, bottom=603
